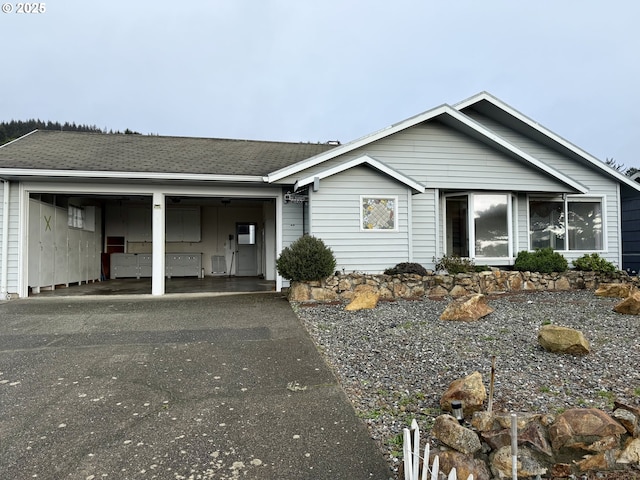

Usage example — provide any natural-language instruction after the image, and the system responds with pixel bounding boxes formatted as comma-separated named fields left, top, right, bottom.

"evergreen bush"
left=572, top=253, right=617, bottom=273
left=384, top=262, right=429, bottom=276
left=276, top=235, right=336, bottom=282
left=514, top=248, right=568, bottom=273
left=433, top=254, right=476, bottom=274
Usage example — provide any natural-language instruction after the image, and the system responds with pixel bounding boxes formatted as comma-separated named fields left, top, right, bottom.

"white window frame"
left=527, top=194, right=606, bottom=252
left=443, top=192, right=515, bottom=262
left=360, top=195, right=398, bottom=232
left=68, top=204, right=84, bottom=229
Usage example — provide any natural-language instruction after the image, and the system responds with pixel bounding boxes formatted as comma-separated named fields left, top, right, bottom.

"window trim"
left=68, top=204, right=85, bottom=229
left=527, top=194, right=606, bottom=252
left=360, top=195, right=398, bottom=232
left=443, top=191, right=515, bottom=261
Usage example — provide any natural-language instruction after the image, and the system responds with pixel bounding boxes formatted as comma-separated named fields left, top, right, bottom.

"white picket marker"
left=411, top=419, right=420, bottom=479
left=430, top=454, right=439, bottom=480
left=403, top=427, right=413, bottom=480
left=448, top=466, right=457, bottom=480
left=511, top=413, right=518, bottom=480
left=421, top=443, right=430, bottom=480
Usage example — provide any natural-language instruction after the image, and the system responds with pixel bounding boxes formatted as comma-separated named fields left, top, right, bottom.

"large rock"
left=288, top=282, right=311, bottom=301
left=595, top=282, right=635, bottom=298
left=440, top=371, right=487, bottom=415
left=431, top=414, right=482, bottom=454
left=491, top=446, right=548, bottom=479
left=440, top=294, right=494, bottom=321
left=549, top=408, right=626, bottom=452
left=344, top=285, right=379, bottom=311
left=481, top=420, right=552, bottom=457
left=538, top=324, right=590, bottom=354
left=613, top=291, right=640, bottom=315
left=617, top=437, right=640, bottom=464
left=613, top=408, right=638, bottom=437
left=437, top=450, right=491, bottom=480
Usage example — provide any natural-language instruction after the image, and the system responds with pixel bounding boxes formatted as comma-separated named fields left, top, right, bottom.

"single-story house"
left=1, top=92, right=639, bottom=299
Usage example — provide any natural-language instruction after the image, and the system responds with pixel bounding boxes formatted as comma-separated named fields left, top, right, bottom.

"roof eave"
left=0, top=168, right=266, bottom=183
left=454, top=92, right=640, bottom=193
left=293, top=154, right=426, bottom=193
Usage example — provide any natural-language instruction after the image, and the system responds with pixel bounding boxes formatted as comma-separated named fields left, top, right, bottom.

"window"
left=445, top=193, right=512, bottom=259
left=529, top=197, right=603, bottom=251
left=361, top=196, right=397, bottom=231
left=68, top=205, right=84, bottom=229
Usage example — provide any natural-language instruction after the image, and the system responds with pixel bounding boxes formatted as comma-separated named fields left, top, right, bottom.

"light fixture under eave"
left=221, top=198, right=231, bottom=206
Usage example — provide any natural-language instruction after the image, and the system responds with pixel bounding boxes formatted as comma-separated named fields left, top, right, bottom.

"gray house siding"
left=309, top=166, right=410, bottom=274
left=464, top=110, right=621, bottom=267
left=411, top=189, right=438, bottom=267
left=278, top=121, right=573, bottom=194
left=621, top=184, right=640, bottom=273
left=0, top=181, right=20, bottom=296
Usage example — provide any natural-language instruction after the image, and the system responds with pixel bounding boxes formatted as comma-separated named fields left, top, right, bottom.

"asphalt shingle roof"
left=0, top=130, right=337, bottom=176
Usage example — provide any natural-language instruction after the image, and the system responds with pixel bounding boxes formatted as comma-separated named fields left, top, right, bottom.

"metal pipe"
left=1, top=179, right=10, bottom=299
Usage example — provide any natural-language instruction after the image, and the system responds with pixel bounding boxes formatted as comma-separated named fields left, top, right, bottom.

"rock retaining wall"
left=423, top=405, right=640, bottom=479
left=288, top=269, right=640, bottom=302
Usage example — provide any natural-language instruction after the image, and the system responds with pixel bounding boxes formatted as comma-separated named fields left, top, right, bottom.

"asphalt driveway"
left=0, top=292, right=391, bottom=480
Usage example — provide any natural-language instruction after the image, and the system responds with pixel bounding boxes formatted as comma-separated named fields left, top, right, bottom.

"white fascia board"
left=445, top=108, right=589, bottom=194
left=267, top=104, right=452, bottom=183
left=454, top=92, right=640, bottom=193
left=0, top=168, right=265, bottom=183
left=294, top=154, right=425, bottom=193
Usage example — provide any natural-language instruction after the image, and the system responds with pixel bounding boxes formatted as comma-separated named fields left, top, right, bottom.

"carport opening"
left=27, top=193, right=276, bottom=296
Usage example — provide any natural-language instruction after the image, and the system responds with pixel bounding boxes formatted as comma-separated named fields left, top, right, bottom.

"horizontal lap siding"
left=310, top=166, right=409, bottom=273
left=282, top=200, right=304, bottom=249
left=0, top=181, right=20, bottom=295
left=466, top=111, right=622, bottom=266
left=412, top=189, right=437, bottom=267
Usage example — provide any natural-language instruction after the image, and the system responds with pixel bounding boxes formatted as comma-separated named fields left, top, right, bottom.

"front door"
left=236, top=222, right=258, bottom=276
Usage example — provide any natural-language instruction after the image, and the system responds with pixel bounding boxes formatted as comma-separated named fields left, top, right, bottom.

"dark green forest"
left=0, top=119, right=140, bottom=146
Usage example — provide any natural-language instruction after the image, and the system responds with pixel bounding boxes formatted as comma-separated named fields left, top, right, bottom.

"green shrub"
left=572, top=253, right=617, bottom=273
left=514, top=248, right=568, bottom=273
left=434, top=254, right=476, bottom=274
left=276, top=235, right=336, bottom=282
left=384, top=262, right=429, bottom=276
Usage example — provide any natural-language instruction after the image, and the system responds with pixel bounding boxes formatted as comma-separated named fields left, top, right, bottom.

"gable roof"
left=266, top=102, right=588, bottom=194
left=454, top=91, right=640, bottom=192
left=294, top=154, right=426, bottom=193
left=0, top=130, right=337, bottom=180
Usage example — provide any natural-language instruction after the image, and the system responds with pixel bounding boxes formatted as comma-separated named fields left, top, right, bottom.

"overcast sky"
left=2, top=1, right=639, bottom=167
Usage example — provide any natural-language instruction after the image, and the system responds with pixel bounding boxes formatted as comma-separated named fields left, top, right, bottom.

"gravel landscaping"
left=292, top=290, right=640, bottom=477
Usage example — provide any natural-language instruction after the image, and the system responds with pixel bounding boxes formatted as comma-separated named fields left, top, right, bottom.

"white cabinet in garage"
left=111, top=253, right=202, bottom=279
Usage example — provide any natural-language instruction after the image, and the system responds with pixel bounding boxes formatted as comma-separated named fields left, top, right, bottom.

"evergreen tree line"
left=0, top=119, right=140, bottom=146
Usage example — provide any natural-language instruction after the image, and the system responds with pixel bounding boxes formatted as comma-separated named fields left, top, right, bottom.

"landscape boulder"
left=549, top=408, right=626, bottom=452
left=431, top=414, right=482, bottom=454
left=595, top=282, right=635, bottom=298
left=344, top=285, right=379, bottom=311
left=491, top=446, right=548, bottom=479
left=538, top=324, right=590, bottom=354
left=440, top=294, right=494, bottom=321
left=613, top=291, right=640, bottom=315
left=440, top=371, right=487, bottom=415
left=436, top=450, right=491, bottom=480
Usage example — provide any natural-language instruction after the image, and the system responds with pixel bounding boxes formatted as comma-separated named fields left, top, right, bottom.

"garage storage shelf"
left=110, top=253, right=203, bottom=279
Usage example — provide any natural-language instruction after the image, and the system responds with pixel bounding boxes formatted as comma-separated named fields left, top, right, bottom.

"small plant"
left=384, top=262, right=428, bottom=276
left=276, top=235, right=336, bottom=282
left=572, top=253, right=617, bottom=273
left=513, top=248, right=568, bottom=273
left=434, top=254, right=476, bottom=274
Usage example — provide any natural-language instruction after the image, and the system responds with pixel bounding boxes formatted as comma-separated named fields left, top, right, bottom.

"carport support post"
left=152, top=192, right=166, bottom=296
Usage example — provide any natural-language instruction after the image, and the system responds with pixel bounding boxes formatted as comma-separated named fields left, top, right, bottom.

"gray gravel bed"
left=292, top=290, right=640, bottom=473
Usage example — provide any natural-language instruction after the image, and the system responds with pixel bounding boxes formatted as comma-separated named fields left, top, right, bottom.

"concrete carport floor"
left=0, top=292, right=391, bottom=480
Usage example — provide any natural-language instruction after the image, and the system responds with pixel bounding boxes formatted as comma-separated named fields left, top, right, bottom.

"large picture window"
left=361, top=196, right=397, bottom=231
left=445, top=193, right=512, bottom=259
left=529, top=197, right=603, bottom=251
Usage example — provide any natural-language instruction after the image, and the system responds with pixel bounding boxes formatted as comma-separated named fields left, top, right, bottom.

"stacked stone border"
left=288, top=269, right=640, bottom=302
left=289, top=270, right=640, bottom=477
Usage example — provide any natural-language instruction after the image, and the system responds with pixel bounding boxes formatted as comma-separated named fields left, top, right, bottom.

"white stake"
left=511, top=413, right=518, bottom=480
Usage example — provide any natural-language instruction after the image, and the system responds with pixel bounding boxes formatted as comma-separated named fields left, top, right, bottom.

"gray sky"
left=2, top=1, right=639, bottom=167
